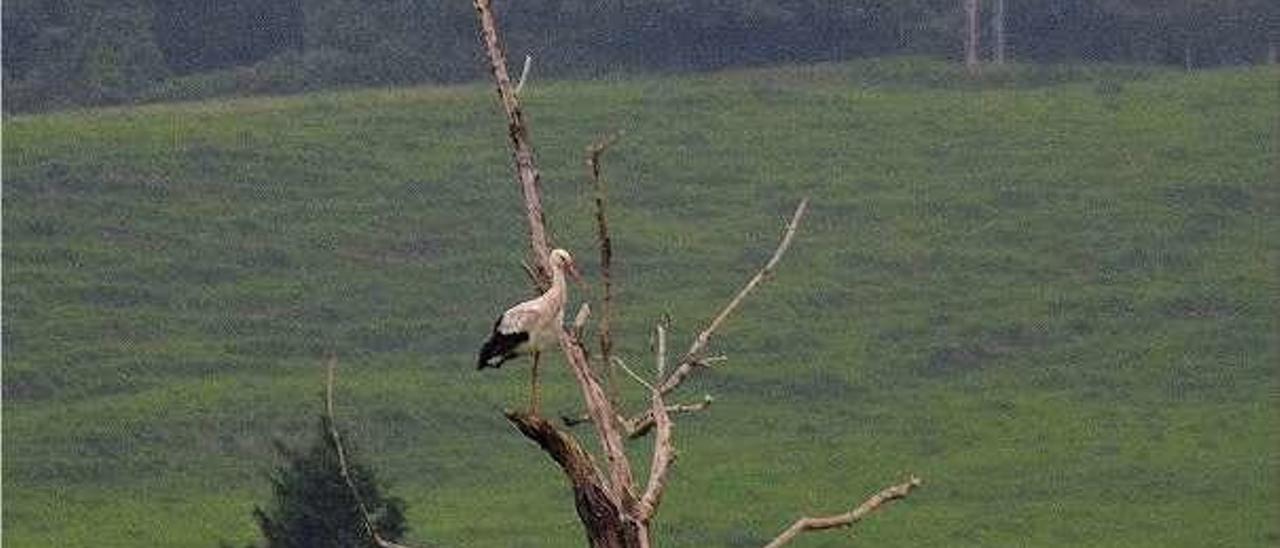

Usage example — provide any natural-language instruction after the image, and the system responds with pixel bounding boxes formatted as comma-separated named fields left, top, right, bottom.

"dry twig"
left=622, top=395, right=712, bottom=438
left=514, top=54, right=533, bottom=96
left=561, top=395, right=713, bottom=438
left=614, top=356, right=656, bottom=393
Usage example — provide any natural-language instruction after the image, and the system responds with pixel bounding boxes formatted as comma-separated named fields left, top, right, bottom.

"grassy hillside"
left=4, top=58, right=1276, bottom=547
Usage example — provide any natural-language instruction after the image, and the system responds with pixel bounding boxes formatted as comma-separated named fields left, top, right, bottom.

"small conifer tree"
left=252, top=415, right=407, bottom=548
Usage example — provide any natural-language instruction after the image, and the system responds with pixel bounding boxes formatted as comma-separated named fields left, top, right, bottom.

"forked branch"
left=763, top=476, right=923, bottom=548
left=571, top=198, right=808, bottom=437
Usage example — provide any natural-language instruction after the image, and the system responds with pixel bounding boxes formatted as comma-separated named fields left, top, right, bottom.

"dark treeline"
left=3, top=0, right=1276, bottom=112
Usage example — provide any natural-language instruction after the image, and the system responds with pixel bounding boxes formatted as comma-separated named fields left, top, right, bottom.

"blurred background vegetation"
left=4, top=0, right=1277, bottom=113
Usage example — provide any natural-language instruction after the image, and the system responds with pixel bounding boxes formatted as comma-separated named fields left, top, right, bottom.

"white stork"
left=478, top=248, right=582, bottom=414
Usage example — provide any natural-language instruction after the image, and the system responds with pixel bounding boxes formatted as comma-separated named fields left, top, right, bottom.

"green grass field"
left=4, top=58, right=1276, bottom=546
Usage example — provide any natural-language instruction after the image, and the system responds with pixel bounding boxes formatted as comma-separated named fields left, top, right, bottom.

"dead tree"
left=472, top=1, right=921, bottom=546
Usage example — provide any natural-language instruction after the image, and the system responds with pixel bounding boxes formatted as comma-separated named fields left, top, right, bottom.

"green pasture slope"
left=4, top=58, right=1276, bottom=546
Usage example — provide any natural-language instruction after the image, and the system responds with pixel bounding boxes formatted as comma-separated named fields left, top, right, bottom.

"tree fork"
left=505, top=411, right=643, bottom=548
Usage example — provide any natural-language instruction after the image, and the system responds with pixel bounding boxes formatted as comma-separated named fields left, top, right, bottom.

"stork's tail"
left=478, top=320, right=528, bottom=369
left=477, top=337, right=508, bottom=369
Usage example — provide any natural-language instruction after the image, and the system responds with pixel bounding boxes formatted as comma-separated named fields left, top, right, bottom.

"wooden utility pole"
left=965, top=0, right=981, bottom=75
left=992, top=0, right=1006, bottom=65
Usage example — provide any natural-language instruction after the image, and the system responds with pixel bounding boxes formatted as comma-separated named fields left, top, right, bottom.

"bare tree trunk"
left=965, top=0, right=981, bottom=75
left=992, top=0, right=1006, bottom=65
left=1184, top=42, right=1193, bottom=71
left=1268, top=42, right=1277, bottom=65
left=505, top=411, right=644, bottom=548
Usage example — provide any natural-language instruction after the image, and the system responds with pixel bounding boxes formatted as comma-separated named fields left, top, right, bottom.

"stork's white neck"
left=545, top=260, right=567, bottom=314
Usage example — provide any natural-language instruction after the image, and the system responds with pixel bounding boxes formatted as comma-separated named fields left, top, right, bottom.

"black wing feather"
left=477, top=316, right=529, bottom=369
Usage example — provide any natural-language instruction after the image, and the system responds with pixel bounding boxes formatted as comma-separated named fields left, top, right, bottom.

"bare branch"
left=658, top=199, right=809, bottom=397
left=324, top=358, right=418, bottom=548
left=586, top=131, right=623, bottom=402
left=614, top=356, right=656, bottom=393
left=763, top=476, right=923, bottom=548
left=560, top=394, right=713, bottom=431
left=514, top=54, right=533, bottom=96
left=621, top=395, right=713, bottom=439
left=474, top=0, right=552, bottom=286
left=636, top=324, right=675, bottom=521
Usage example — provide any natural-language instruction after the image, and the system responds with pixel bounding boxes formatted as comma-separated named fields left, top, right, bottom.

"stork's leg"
left=529, top=351, right=541, bottom=415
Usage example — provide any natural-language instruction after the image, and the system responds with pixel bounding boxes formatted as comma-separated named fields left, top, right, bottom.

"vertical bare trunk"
left=992, top=0, right=1006, bottom=65
left=473, top=0, right=553, bottom=283
left=965, top=0, right=981, bottom=75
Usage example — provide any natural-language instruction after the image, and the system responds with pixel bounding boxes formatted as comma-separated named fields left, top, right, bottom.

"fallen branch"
left=324, top=358, right=417, bottom=548
left=763, top=476, right=923, bottom=548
